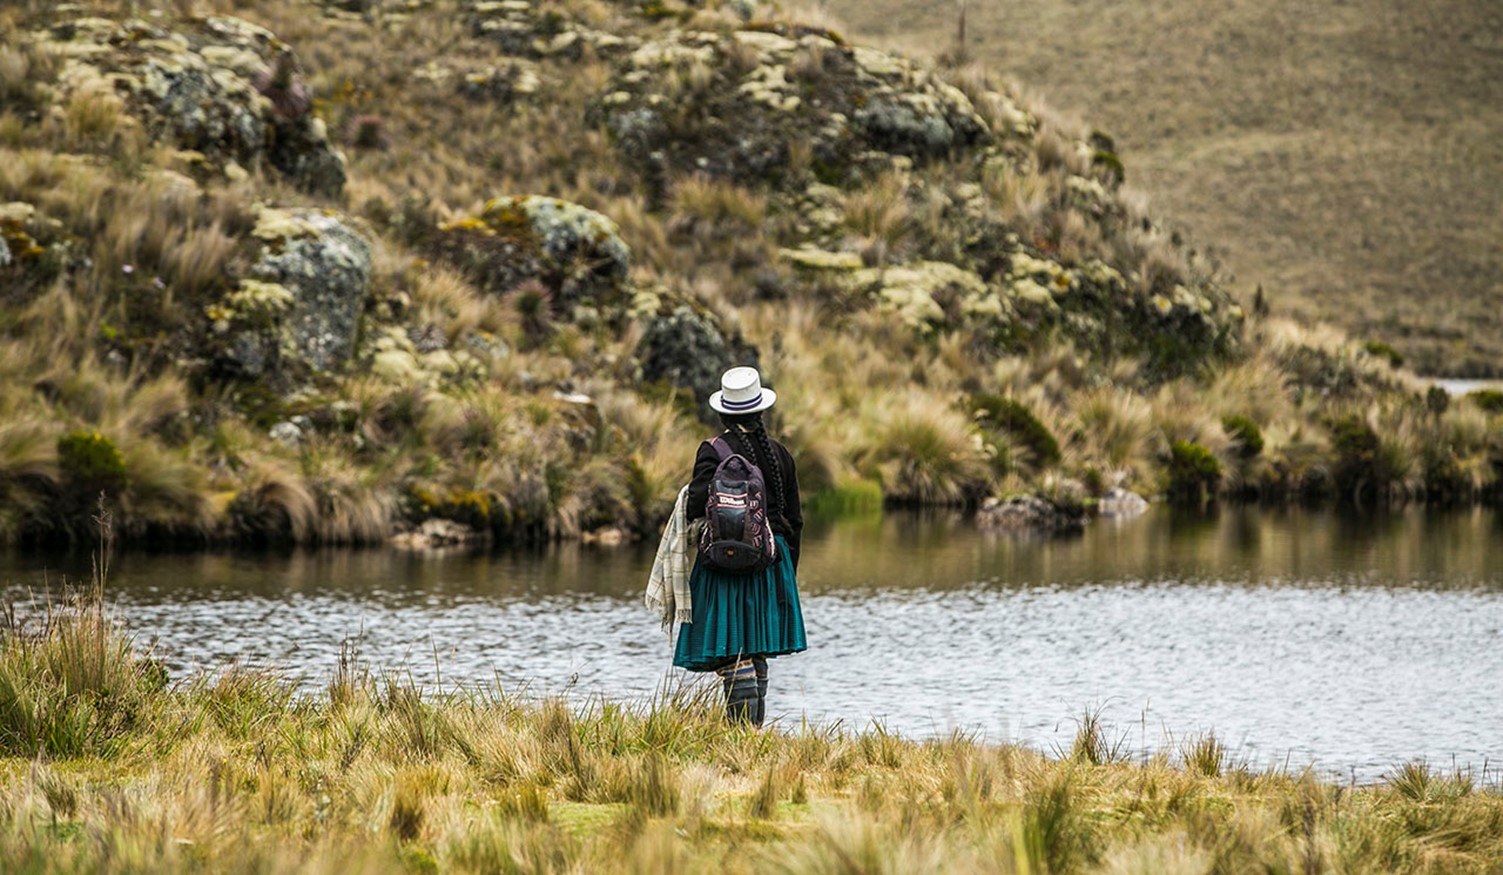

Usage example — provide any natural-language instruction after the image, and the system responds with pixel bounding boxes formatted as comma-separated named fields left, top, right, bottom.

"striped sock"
left=716, top=657, right=757, bottom=681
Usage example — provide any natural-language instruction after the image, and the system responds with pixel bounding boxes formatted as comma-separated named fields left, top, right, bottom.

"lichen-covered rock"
left=265, top=114, right=346, bottom=197
left=854, top=261, right=999, bottom=334
left=595, top=26, right=996, bottom=188
left=317, top=0, right=434, bottom=23
left=210, top=208, right=372, bottom=377
left=889, top=175, right=1246, bottom=370
left=461, top=0, right=633, bottom=59
left=32, top=15, right=345, bottom=193
left=430, top=196, right=630, bottom=310
left=254, top=209, right=372, bottom=370
left=635, top=304, right=741, bottom=407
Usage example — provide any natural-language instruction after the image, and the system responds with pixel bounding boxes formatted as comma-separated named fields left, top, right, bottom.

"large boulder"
left=595, top=26, right=995, bottom=188
left=209, top=207, right=372, bottom=377
left=635, top=304, right=744, bottom=407
left=33, top=15, right=345, bottom=193
left=430, top=196, right=631, bottom=309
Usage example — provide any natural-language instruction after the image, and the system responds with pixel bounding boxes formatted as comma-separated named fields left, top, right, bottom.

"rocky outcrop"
left=208, top=207, right=372, bottom=377
left=33, top=15, right=345, bottom=193
left=855, top=261, right=995, bottom=335
left=977, top=494, right=1087, bottom=533
left=595, top=27, right=995, bottom=188
left=430, top=196, right=631, bottom=309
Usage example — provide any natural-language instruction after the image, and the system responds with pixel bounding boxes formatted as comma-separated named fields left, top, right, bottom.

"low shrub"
left=1329, top=414, right=1385, bottom=500
left=1166, top=440, right=1220, bottom=505
left=1468, top=388, right=1503, bottom=415
left=1220, top=415, right=1264, bottom=459
left=408, top=484, right=496, bottom=529
left=1363, top=339, right=1405, bottom=369
left=1425, top=385, right=1450, bottom=417
left=1421, top=444, right=1471, bottom=504
left=57, top=430, right=128, bottom=496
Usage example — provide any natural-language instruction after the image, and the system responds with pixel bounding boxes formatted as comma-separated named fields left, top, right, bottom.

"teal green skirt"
left=673, top=535, right=807, bottom=672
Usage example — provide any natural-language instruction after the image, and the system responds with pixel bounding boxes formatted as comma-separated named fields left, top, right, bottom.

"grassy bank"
left=3, top=593, right=1502, bottom=874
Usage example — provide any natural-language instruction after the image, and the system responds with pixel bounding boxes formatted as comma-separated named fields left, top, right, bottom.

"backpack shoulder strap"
left=708, top=434, right=734, bottom=461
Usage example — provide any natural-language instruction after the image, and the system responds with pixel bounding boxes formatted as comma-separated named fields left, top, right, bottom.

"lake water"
left=4, top=506, right=1501, bottom=783
left=1435, top=378, right=1503, bottom=396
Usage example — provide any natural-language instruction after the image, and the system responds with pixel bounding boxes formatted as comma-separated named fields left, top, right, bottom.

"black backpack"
left=698, top=436, right=777, bottom=573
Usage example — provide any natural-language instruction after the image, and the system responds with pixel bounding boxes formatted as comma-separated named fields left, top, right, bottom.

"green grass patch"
left=805, top=480, right=884, bottom=517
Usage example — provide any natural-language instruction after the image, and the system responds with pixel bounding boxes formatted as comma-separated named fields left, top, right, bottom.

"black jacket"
left=687, top=430, right=803, bottom=569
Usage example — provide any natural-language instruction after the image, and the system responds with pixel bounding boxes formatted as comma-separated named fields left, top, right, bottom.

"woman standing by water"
left=670, top=367, right=807, bottom=726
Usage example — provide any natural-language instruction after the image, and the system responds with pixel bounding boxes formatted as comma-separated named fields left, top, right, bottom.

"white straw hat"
left=708, top=366, right=776, bottom=415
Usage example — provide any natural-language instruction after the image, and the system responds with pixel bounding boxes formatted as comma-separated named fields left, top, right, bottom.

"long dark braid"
left=719, top=412, right=785, bottom=518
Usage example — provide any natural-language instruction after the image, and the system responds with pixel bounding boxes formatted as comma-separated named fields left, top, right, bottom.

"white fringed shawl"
left=644, top=485, right=695, bottom=633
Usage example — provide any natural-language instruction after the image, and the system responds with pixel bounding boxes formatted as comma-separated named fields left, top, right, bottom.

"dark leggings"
left=718, top=655, right=769, bottom=727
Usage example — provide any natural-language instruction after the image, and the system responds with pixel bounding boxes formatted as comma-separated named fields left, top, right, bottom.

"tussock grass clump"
left=1181, top=732, right=1228, bottom=778
left=1468, top=389, right=1503, bottom=415
left=973, top=393, right=1063, bottom=474
left=1067, top=708, right=1126, bottom=766
left=861, top=392, right=989, bottom=505
left=0, top=589, right=161, bottom=757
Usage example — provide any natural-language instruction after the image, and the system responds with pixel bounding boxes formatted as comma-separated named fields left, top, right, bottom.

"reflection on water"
left=3, top=506, right=1501, bottom=781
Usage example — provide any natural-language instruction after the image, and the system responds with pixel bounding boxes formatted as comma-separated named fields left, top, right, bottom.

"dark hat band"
left=720, top=392, right=764, bottom=412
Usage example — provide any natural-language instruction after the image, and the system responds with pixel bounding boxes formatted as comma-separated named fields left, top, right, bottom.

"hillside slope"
left=827, top=0, right=1503, bottom=376
left=0, top=0, right=1498, bottom=546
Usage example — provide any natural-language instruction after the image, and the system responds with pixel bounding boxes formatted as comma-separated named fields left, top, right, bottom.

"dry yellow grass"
left=5, top=596, right=1503, bottom=875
